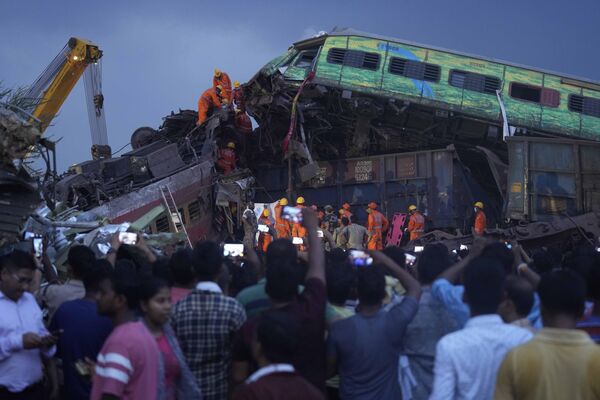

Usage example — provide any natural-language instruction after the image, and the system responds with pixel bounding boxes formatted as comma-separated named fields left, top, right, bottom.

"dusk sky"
left=2, top=0, right=599, bottom=172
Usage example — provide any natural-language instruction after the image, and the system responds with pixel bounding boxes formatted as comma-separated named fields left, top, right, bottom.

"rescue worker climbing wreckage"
left=216, top=142, right=237, bottom=175
left=274, top=198, right=291, bottom=239
left=366, top=202, right=389, bottom=250
left=407, top=205, right=425, bottom=241
left=291, top=196, right=307, bottom=251
left=213, top=68, right=233, bottom=103
left=473, top=201, right=487, bottom=236
left=257, top=209, right=274, bottom=253
left=196, top=85, right=227, bottom=125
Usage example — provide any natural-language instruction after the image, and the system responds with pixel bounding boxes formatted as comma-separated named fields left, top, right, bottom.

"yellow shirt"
left=495, top=328, right=600, bottom=400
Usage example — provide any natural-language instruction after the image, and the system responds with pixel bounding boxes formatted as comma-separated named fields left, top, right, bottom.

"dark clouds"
left=1, top=0, right=599, bottom=171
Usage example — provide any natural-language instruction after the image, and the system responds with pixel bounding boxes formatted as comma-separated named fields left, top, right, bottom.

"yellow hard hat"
left=227, top=142, right=236, bottom=149
left=408, top=205, right=417, bottom=212
left=474, top=201, right=484, bottom=209
left=214, top=68, right=222, bottom=77
left=234, top=80, right=240, bottom=88
left=339, top=209, right=345, bottom=215
left=279, top=198, right=288, bottom=206
left=296, top=196, right=305, bottom=205
left=262, top=209, right=270, bottom=217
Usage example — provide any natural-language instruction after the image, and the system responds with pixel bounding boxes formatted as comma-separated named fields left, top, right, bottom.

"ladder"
left=159, top=185, right=192, bottom=248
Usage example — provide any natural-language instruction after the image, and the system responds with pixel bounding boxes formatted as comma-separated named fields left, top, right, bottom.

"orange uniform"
left=292, top=205, right=307, bottom=251
left=197, top=88, right=222, bottom=125
left=474, top=210, right=487, bottom=235
left=216, top=148, right=236, bottom=174
left=367, top=210, right=389, bottom=250
left=213, top=72, right=232, bottom=103
left=407, top=211, right=425, bottom=241
left=233, top=86, right=245, bottom=112
left=274, top=203, right=291, bottom=239
left=257, top=216, right=273, bottom=252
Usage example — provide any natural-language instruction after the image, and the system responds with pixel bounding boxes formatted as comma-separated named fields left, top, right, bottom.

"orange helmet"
left=368, top=202, right=378, bottom=209
left=342, top=203, right=351, bottom=210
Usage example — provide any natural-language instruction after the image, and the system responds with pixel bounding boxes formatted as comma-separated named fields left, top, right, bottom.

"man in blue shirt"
left=50, top=260, right=113, bottom=400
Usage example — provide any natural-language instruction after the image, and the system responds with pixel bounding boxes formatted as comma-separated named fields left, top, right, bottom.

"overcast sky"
left=2, top=0, right=599, bottom=172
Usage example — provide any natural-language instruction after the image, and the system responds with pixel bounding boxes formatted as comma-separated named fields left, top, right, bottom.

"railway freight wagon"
left=253, top=147, right=498, bottom=233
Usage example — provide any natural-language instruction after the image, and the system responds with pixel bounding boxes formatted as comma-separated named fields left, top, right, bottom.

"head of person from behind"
left=252, top=311, right=300, bottom=368
left=67, top=245, right=96, bottom=280
left=357, top=265, right=387, bottom=311
left=96, top=260, right=139, bottom=318
left=247, top=202, right=255, bottom=211
left=538, top=269, right=586, bottom=328
left=0, top=250, right=36, bottom=301
left=340, top=217, right=350, bottom=227
left=265, top=239, right=300, bottom=304
left=192, top=241, right=224, bottom=283
left=497, top=276, right=534, bottom=323
left=463, top=257, right=506, bottom=316
left=139, top=278, right=172, bottom=331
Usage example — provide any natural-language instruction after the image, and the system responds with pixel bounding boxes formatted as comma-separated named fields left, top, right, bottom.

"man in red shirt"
left=233, top=312, right=324, bottom=400
left=217, top=142, right=237, bottom=175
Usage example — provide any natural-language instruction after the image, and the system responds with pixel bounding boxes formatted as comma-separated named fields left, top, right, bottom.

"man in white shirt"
left=430, top=257, right=533, bottom=400
left=0, top=250, right=57, bottom=399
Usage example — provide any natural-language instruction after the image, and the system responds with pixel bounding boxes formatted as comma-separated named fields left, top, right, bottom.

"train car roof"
left=293, top=27, right=600, bottom=89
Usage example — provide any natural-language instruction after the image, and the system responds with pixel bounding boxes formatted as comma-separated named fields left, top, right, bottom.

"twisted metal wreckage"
left=3, top=29, right=600, bottom=268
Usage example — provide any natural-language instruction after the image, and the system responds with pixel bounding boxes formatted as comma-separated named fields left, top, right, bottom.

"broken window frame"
left=568, top=94, right=600, bottom=118
left=509, top=82, right=560, bottom=108
left=388, top=57, right=441, bottom=82
left=448, top=70, right=501, bottom=95
left=292, top=49, right=319, bottom=69
left=326, top=48, right=380, bottom=71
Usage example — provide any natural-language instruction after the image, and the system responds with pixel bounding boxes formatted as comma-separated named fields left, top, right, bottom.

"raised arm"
left=302, top=208, right=325, bottom=284
left=371, top=251, right=421, bottom=300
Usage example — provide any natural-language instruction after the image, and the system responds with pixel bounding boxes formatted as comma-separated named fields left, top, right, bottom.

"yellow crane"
left=26, top=37, right=109, bottom=156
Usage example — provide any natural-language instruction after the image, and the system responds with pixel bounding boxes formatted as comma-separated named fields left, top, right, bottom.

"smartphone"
left=459, top=244, right=468, bottom=251
left=414, top=245, right=424, bottom=253
left=223, top=243, right=244, bottom=258
left=282, top=206, right=303, bottom=223
left=33, top=237, right=43, bottom=258
left=292, top=237, right=304, bottom=245
left=118, top=232, right=138, bottom=245
left=317, top=230, right=324, bottom=238
left=505, top=242, right=513, bottom=249
left=348, top=250, right=373, bottom=267
left=258, top=224, right=269, bottom=233
left=405, top=253, right=417, bottom=267
left=74, top=360, right=91, bottom=376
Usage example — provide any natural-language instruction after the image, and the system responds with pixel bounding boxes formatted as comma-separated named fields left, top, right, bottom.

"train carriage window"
left=155, top=214, right=170, bottom=233
left=188, top=200, right=201, bottom=221
left=449, top=70, right=501, bottom=94
left=568, top=95, right=600, bottom=118
left=509, top=83, right=560, bottom=107
left=389, top=57, right=440, bottom=82
left=293, top=50, right=318, bottom=68
left=326, top=48, right=380, bottom=71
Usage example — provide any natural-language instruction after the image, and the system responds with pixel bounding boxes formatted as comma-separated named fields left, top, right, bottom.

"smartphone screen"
left=223, top=243, right=244, bottom=257
left=348, top=250, right=373, bottom=267
left=118, top=232, right=138, bottom=245
left=405, top=254, right=417, bottom=267
left=258, top=224, right=269, bottom=233
left=317, top=230, right=324, bottom=238
left=282, top=206, right=303, bottom=223
left=33, top=238, right=43, bottom=258
left=414, top=246, right=424, bottom=253
left=292, top=237, right=304, bottom=245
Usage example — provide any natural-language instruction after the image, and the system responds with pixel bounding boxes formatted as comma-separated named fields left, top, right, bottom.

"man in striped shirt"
left=91, top=262, right=160, bottom=400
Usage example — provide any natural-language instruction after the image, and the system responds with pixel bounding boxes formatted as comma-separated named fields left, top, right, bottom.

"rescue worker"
left=196, top=87, right=222, bottom=125
left=407, top=204, right=425, bottom=241
left=473, top=201, right=487, bottom=236
left=291, top=196, right=307, bottom=251
left=366, top=202, right=389, bottom=250
left=257, top=209, right=273, bottom=252
left=242, top=202, right=258, bottom=247
left=341, top=203, right=353, bottom=221
left=213, top=68, right=233, bottom=103
left=322, top=205, right=338, bottom=235
left=216, top=142, right=237, bottom=175
left=274, top=198, right=291, bottom=239
left=233, top=80, right=245, bottom=112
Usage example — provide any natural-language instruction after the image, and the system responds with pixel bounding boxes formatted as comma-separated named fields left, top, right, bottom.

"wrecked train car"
left=244, top=28, right=600, bottom=239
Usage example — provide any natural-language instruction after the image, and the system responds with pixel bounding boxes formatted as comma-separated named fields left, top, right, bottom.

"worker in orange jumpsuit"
left=473, top=201, right=487, bottom=236
left=197, top=86, right=224, bottom=125
left=216, top=142, right=237, bottom=175
left=291, top=196, right=307, bottom=251
left=257, top=209, right=274, bottom=253
left=213, top=68, right=232, bottom=103
left=341, top=203, right=353, bottom=222
left=233, top=81, right=245, bottom=111
left=407, top=205, right=425, bottom=241
left=366, top=202, right=389, bottom=250
left=274, top=198, right=291, bottom=239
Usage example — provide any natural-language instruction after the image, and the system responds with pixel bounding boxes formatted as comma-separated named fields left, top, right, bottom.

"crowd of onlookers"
left=1, top=207, right=599, bottom=400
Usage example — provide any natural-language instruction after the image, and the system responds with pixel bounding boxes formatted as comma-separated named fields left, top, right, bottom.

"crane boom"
left=26, top=37, right=108, bottom=147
